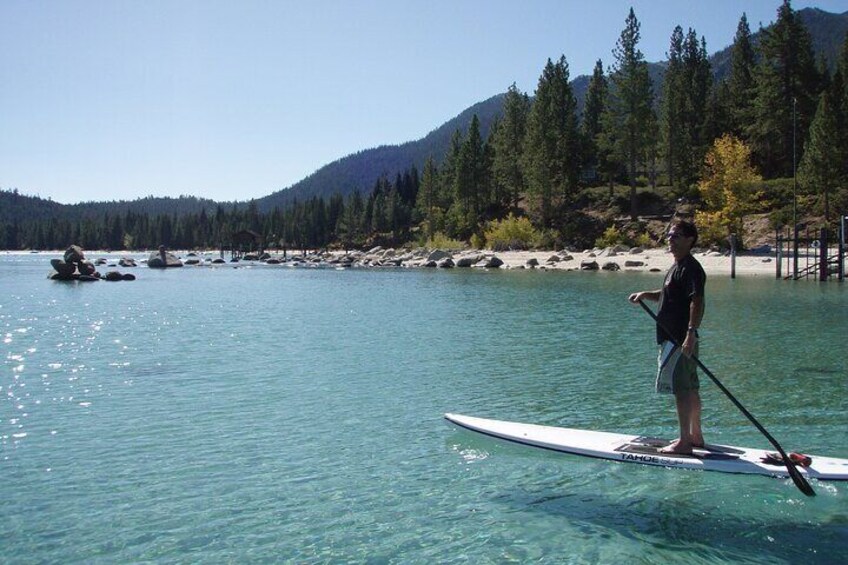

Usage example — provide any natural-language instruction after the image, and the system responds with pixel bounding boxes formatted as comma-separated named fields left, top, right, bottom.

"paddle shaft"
left=637, top=300, right=815, bottom=497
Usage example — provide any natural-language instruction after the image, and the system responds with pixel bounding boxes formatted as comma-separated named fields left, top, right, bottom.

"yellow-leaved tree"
left=695, top=135, right=762, bottom=248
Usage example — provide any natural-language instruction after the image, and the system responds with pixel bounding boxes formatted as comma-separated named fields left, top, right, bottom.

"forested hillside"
left=3, top=3, right=847, bottom=252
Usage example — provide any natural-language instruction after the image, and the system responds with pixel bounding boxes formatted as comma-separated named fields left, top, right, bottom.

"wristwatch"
left=687, top=327, right=699, bottom=338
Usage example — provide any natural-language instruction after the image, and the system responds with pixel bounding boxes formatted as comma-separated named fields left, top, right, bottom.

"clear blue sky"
left=2, top=0, right=845, bottom=204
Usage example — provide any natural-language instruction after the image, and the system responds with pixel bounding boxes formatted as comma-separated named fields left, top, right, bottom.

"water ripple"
left=0, top=258, right=845, bottom=562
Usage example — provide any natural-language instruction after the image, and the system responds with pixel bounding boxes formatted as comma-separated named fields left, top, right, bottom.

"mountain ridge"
left=253, top=7, right=846, bottom=213
left=5, top=7, right=846, bottom=219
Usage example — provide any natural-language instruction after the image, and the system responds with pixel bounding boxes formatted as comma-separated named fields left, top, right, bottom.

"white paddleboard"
left=445, top=413, right=848, bottom=481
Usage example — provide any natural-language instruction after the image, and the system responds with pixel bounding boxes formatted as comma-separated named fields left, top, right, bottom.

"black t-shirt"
left=656, top=254, right=706, bottom=344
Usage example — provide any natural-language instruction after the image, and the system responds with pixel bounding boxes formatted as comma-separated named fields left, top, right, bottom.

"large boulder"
left=602, top=262, right=621, bottom=271
left=148, top=247, right=183, bottom=268
left=104, top=271, right=124, bottom=281
left=50, top=259, right=76, bottom=277
left=63, top=245, right=85, bottom=264
left=580, top=260, right=599, bottom=271
left=427, top=250, right=452, bottom=262
left=77, top=261, right=96, bottom=276
left=118, top=257, right=137, bottom=267
left=437, top=257, right=455, bottom=268
left=455, top=253, right=483, bottom=267
left=474, top=256, right=503, bottom=269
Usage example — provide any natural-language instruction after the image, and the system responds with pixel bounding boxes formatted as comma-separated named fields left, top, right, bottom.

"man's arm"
left=682, top=294, right=705, bottom=356
left=628, top=290, right=661, bottom=303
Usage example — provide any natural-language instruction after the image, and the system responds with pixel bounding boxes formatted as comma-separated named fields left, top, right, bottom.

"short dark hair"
left=671, top=219, right=698, bottom=247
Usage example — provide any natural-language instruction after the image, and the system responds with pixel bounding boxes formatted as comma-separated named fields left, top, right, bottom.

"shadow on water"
left=498, top=480, right=847, bottom=564
left=447, top=431, right=846, bottom=563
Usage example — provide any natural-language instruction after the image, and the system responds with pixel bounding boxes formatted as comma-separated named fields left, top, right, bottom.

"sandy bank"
left=494, top=247, right=779, bottom=277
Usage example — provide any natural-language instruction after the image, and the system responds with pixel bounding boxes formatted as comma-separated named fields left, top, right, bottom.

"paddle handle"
left=637, top=300, right=815, bottom=497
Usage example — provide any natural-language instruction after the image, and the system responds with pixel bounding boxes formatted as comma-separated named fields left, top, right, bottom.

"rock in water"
left=50, top=259, right=76, bottom=277
left=77, top=261, right=96, bottom=276
left=64, top=245, right=85, bottom=264
left=148, top=247, right=183, bottom=268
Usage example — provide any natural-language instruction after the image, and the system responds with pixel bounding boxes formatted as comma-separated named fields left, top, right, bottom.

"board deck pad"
left=444, top=413, right=848, bottom=481
left=616, top=443, right=740, bottom=461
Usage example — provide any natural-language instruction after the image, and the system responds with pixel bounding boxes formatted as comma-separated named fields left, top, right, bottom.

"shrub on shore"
left=484, top=214, right=542, bottom=251
left=425, top=232, right=466, bottom=251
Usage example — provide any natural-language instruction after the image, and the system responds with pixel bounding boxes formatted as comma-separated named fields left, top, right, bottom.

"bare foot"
left=659, top=439, right=693, bottom=455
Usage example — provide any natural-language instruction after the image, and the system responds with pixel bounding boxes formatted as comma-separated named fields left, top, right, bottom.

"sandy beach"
left=492, top=247, right=781, bottom=277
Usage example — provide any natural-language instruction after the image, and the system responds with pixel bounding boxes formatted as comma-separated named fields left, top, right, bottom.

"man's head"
left=667, top=220, right=698, bottom=259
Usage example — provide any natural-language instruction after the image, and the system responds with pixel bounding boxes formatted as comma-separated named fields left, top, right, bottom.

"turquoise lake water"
left=2, top=253, right=846, bottom=564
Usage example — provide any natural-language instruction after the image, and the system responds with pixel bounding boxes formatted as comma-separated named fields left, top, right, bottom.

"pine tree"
left=491, top=84, right=530, bottom=214
left=749, top=0, right=821, bottom=178
left=684, top=32, right=713, bottom=187
left=727, top=13, right=756, bottom=137
left=415, top=156, right=441, bottom=239
left=798, top=94, right=841, bottom=221
left=607, top=8, right=656, bottom=219
left=581, top=60, right=608, bottom=184
left=835, top=33, right=848, bottom=178
left=523, top=56, right=581, bottom=227
left=661, top=27, right=712, bottom=192
left=661, top=26, right=686, bottom=188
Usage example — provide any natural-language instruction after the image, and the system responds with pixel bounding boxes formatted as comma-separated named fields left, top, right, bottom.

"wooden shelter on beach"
left=224, top=229, right=263, bottom=260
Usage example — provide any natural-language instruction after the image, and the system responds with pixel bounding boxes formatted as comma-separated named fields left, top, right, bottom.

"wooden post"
left=840, top=216, right=846, bottom=282
left=775, top=230, right=782, bottom=279
left=819, top=227, right=828, bottom=281
left=730, top=234, right=737, bottom=279
left=793, top=224, right=799, bottom=280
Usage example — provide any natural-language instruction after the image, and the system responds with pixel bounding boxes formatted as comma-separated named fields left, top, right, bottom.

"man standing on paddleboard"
left=628, top=219, right=706, bottom=455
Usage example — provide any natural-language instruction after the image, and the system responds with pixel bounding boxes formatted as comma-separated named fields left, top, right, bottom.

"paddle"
left=637, top=300, right=815, bottom=497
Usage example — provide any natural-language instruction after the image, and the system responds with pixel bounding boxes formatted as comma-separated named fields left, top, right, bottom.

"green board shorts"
left=656, top=341, right=699, bottom=394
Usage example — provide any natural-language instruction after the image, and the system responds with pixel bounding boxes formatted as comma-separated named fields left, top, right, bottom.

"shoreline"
left=11, top=246, right=783, bottom=277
